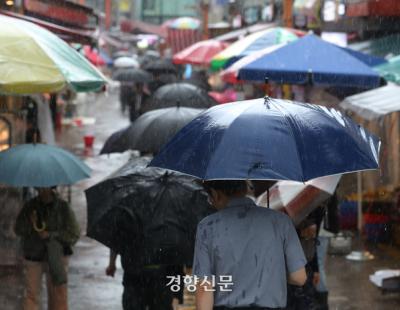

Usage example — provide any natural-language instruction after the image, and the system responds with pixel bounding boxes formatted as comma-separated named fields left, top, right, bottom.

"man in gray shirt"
left=193, top=180, right=307, bottom=310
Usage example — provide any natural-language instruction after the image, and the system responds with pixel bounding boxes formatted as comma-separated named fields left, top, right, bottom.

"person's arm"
left=14, top=202, right=34, bottom=237
left=192, top=222, right=214, bottom=310
left=196, top=280, right=214, bottom=310
left=106, top=250, right=118, bottom=277
left=55, top=201, right=80, bottom=246
left=288, top=267, right=307, bottom=286
left=283, top=215, right=307, bottom=286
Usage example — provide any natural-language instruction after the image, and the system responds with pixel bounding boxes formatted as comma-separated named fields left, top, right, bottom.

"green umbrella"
left=0, top=144, right=91, bottom=187
left=0, top=14, right=106, bottom=94
left=375, top=55, right=400, bottom=84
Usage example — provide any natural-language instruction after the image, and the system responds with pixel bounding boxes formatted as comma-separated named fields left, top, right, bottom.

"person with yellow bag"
left=15, top=187, right=80, bottom=310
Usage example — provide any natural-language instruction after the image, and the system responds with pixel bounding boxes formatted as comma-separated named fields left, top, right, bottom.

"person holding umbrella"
left=15, top=186, right=80, bottom=310
left=0, top=143, right=89, bottom=310
left=194, top=180, right=307, bottom=310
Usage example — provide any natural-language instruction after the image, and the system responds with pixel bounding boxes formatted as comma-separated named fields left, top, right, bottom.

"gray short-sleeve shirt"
left=192, top=197, right=306, bottom=308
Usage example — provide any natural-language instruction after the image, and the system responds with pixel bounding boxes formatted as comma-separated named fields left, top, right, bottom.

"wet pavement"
left=1, top=89, right=400, bottom=309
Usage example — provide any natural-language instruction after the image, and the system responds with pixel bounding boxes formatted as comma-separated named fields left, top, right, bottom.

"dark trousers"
left=122, top=270, right=172, bottom=310
left=285, top=266, right=316, bottom=310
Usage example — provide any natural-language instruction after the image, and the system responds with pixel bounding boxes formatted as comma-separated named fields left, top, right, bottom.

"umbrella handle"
left=32, top=210, right=47, bottom=232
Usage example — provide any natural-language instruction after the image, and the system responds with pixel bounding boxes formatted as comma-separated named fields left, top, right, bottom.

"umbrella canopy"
left=103, top=106, right=205, bottom=154
left=339, top=83, right=400, bottom=120
left=112, top=68, right=152, bottom=83
left=257, top=175, right=341, bottom=225
left=100, top=107, right=204, bottom=154
left=238, top=34, right=384, bottom=88
left=113, top=56, right=140, bottom=68
left=143, top=59, right=178, bottom=74
left=374, top=55, right=400, bottom=84
left=173, top=39, right=230, bottom=66
left=210, top=27, right=301, bottom=71
left=0, top=144, right=91, bottom=187
left=150, top=97, right=380, bottom=181
left=220, top=44, right=284, bottom=84
left=85, top=159, right=213, bottom=264
left=143, top=83, right=216, bottom=112
left=168, top=17, right=201, bottom=30
left=0, top=14, right=106, bottom=94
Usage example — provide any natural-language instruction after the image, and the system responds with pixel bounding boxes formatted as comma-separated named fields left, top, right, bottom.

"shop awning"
left=213, top=23, right=276, bottom=42
left=120, top=19, right=167, bottom=38
left=340, top=83, right=400, bottom=120
left=0, top=10, right=96, bottom=45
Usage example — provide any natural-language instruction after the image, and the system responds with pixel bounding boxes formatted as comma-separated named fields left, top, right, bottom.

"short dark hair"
left=203, top=180, right=248, bottom=196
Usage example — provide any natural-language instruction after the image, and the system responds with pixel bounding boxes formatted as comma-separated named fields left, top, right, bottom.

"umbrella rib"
left=271, top=101, right=306, bottom=182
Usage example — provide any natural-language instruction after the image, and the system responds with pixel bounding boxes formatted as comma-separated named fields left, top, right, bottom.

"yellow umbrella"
left=0, top=14, right=106, bottom=94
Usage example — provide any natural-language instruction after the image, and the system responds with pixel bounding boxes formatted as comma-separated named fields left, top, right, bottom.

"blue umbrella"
left=0, top=144, right=91, bottom=187
left=238, top=34, right=384, bottom=88
left=149, top=97, right=380, bottom=181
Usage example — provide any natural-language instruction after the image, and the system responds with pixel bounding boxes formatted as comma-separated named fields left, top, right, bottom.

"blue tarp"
left=238, top=34, right=384, bottom=88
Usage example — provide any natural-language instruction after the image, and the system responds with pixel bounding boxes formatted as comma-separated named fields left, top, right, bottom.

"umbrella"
left=374, top=55, right=400, bottom=84
left=113, top=56, right=140, bottom=68
left=0, top=14, right=106, bottom=94
left=143, top=83, right=216, bottom=112
left=256, top=175, right=341, bottom=225
left=168, top=17, right=201, bottom=30
left=173, top=39, right=229, bottom=66
left=83, top=46, right=106, bottom=66
left=238, top=34, right=385, bottom=88
left=101, top=106, right=205, bottom=155
left=143, top=59, right=178, bottom=74
left=150, top=97, right=380, bottom=181
left=210, top=27, right=302, bottom=71
left=0, top=144, right=91, bottom=187
left=112, top=68, right=152, bottom=83
left=220, top=44, right=284, bottom=84
left=85, top=158, right=213, bottom=264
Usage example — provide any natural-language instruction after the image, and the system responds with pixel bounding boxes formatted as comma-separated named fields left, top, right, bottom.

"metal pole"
left=357, top=171, right=363, bottom=232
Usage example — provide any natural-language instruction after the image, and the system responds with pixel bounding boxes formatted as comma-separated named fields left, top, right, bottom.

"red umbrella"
left=173, top=39, right=229, bottom=66
left=83, top=45, right=106, bottom=66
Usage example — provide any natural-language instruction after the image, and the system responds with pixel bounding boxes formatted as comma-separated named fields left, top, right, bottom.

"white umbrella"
left=256, top=174, right=341, bottom=225
left=114, top=56, right=139, bottom=68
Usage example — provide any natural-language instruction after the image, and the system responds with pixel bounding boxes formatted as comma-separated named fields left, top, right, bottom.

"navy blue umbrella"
left=238, top=34, right=384, bottom=88
left=149, top=97, right=380, bottom=181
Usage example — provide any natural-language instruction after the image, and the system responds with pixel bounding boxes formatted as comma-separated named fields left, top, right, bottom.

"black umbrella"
left=100, top=106, right=205, bottom=154
left=85, top=158, right=213, bottom=265
left=143, top=59, right=178, bottom=74
left=143, top=82, right=217, bottom=112
left=112, top=67, right=152, bottom=83
left=99, top=127, right=130, bottom=155
left=99, top=106, right=204, bottom=154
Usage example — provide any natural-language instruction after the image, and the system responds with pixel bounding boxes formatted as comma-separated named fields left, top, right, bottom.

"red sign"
left=24, top=0, right=90, bottom=27
left=347, top=0, right=400, bottom=17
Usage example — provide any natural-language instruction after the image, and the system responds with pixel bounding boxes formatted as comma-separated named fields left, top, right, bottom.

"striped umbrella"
left=0, top=14, right=106, bottom=94
left=210, top=27, right=302, bottom=71
left=220, top=44, right=284, bottom=84
left=173, top=39, right=229, bottom=66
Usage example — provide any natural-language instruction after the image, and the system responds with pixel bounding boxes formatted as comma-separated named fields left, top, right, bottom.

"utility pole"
left=283, top=0, right=293, bottom=27
left=201, top=0, right=209, bottom=40
left=105, top=0, right=112, bottom=30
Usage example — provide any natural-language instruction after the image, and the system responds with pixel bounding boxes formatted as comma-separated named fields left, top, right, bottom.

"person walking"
left=193, top=180, right=307, bottom=310
left=104, top=206, right=173, bottom=310
left=15, top=187, right=80, bottom=310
